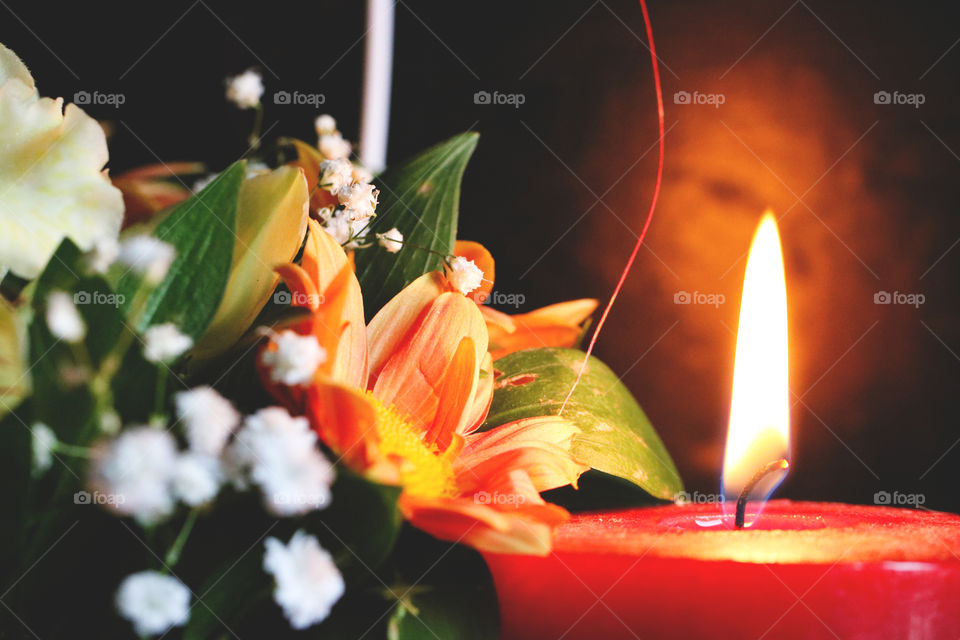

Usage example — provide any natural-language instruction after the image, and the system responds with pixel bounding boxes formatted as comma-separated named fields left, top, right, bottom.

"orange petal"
left=424, top=337, right=477, bottom=451
left=306, top=382, right=379, bottom=471
left=454, top=240, right=495, bottom=304
left=461, top=351, right=494, bottom=435
left=523, top=299, right=598, bottom=327
left=366, top=271, right=446, bottom=382
left=486, top=299, right=598, bottom=360
left=301, top=219, right=352, bottom=290
left=480, top=305, right=516, bottom=333
left=455, top=416, right=589, bottom=494
left=400, top=499, right=565, bottom=556
left=114, top=161, right=206, bottom=181
left=400, top=469, right=569, bottom=555
left=275, top=263, right=321, bottom=311
left=285, top=138, right=338, bottom=211
left=371, top=292, right=487, bottom=437
left=300, top=220, right=368, bottom=387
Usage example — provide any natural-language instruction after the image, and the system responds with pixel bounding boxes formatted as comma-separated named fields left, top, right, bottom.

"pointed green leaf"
left=355, top=132, right=478, bottom=316
left=481, top=347, right=683, bottom=500
left=117, top=161, right=245, bottom=339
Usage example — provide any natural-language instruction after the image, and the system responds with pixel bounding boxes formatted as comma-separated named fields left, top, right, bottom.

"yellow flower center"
left=365, top=392, right=458, bottom=499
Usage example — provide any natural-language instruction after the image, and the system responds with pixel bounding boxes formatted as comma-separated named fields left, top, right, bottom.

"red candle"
left=485, top=500, right=960, bottom=639
left=485, top=215, right=960, bottom=638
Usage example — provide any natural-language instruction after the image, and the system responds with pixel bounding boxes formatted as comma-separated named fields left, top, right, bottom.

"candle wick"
left=735, top=459, right=790, bottom=529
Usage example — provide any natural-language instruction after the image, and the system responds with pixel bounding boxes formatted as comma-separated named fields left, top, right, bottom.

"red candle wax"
left=484, top=500, right=960, bottom=640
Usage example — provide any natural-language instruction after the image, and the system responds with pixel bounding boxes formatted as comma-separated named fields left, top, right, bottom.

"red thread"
left=559, top=0, right=665, bottom=414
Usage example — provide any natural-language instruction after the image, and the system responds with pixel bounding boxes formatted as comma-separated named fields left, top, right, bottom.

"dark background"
left=5, top=0, right=960, bottom=511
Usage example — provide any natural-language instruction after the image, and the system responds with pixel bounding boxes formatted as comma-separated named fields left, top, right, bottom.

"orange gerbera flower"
left=260, top=221, right=588, bottom=554
left=451, top=241, right=599, bottom=360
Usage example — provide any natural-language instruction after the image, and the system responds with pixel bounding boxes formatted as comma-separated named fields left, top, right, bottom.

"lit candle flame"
left=723, top=212, right=790, bottom=526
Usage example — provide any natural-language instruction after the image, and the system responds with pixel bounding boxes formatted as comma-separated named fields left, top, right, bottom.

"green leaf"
left=21, top=240, right=126, bottom=572
left=481, top=347, right=683, bottom=500
left=181, top=545, right=268, bottom=640
left=306, top=469, right=403, bottom=586
left=0, top=401, right=32, bottom=582
left=184, top=472, right=402, bottom=638
left=355, top=132, right=478, bottom=316
left=387, top=529, right=499, bottom=640
left=117, top=161, right=245, bottom=339
left=29, top=240, right=123, bottom=441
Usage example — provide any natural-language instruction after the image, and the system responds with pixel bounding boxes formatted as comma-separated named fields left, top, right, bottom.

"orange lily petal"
left=114, top=161, right=206, bottom=181
left=400, top=470, right=569, bottom=555
left=306, top=382, right=379, bottom=470
left=367, top=271, right=446, bottom=381
left=372, top=291, right=487, bottom=437
left=286, top=138, right=338, bottom=211
left=480, top=305, right=515, bottom=332
left=486, top=299, right=598, bottom=360
left=424, top=337, right=477, bottom=451
left=523, top=299, right=598, bottom=326
left=461, top=351, right=494, bottom=435
left=455, top=416, right=589, bottom=494
left=302, top=220, right=368, bottom=387
left=454, top=240, right=495, bottom=304
left=275, top=263, right=321, bottom=311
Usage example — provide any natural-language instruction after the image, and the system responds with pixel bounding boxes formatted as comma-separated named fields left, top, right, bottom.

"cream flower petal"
left=0, top=43, right=33, bottom=88
left=0, top=44, right=123, bottom=279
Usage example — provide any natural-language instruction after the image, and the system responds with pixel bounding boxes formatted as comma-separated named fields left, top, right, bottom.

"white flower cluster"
left=115, top=529, right=345, bottom=635
left=31, top=423, right=56, bottom=475
left=46, top=291, right=85, bottom=343
left=87, top=388, right=334, bottom=524
left=447, top=256, right=485, bottom=295
left=116, top=530, right=346, bottom=635
left=315, top=114, right=352, bottom=161
left=99, top=391, right=344, bottom=635
left=312, top=115, right=388, bottom=249
left=225, top=407, right=335, bottom=517
left=264, top=530, right=345, bottom=629
left=116, top=571, right=190, bottom=636
left=143, top=323, right=193, bottom=364
left=116, top=235, right=175, bottom=284
left=259, top=330, right=326, bottom=386
left=88, top=426, right=183, bottom=524
left=225, top=69, right=264, bottom=110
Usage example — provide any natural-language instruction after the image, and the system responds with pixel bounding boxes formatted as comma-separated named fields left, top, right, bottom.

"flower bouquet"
left=0, top=43, right=681, bottom=638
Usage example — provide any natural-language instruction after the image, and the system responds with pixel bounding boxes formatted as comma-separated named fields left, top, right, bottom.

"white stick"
left=359, top=0, right=395, bottom=173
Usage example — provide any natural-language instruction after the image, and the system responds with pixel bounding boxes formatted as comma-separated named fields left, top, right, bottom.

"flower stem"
left=154, top=370, right=168, bottom=417
left=164, top=509, right=199, bottom=568
left=247, top=104, right=264, bottom=152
